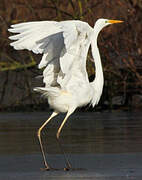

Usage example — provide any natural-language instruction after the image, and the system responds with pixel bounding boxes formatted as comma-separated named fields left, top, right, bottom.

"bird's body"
left=8, top=18, right=123, bottom=170
left=37, top=21, right=94, bottom=113
left=35, top=20, right=95, bottom=113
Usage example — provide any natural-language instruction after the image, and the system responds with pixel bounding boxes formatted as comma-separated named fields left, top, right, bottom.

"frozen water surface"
left=0, top=111, right=142, bottom=180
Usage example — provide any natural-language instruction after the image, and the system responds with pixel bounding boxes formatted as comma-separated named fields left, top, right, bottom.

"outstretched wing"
left=8, top=21, right=60, bottom=54
left=8, top=20, right=92, bottom=88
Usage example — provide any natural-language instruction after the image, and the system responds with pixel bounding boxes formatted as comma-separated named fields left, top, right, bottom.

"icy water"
left=0, top=111, right=142, bottom=180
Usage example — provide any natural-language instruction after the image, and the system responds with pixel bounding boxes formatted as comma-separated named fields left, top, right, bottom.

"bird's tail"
left=33, top=87, right=60, bottom=97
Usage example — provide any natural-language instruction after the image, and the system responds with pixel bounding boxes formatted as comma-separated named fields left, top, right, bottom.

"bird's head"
left=94, top=18, right=123, bottom=32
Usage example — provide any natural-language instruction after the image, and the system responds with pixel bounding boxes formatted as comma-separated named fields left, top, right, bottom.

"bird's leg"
left=37, top=111, right=58, bottom=170
left=56, top=109, right=74, bottom=171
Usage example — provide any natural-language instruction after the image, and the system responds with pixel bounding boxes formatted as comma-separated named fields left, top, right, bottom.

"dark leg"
left=56, top=109, right=74, bottom=170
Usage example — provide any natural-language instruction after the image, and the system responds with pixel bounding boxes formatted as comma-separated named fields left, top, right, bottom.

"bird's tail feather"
left=33, top=87, right=60, bottom=97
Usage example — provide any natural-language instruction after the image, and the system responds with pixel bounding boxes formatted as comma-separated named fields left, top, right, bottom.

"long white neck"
left=90, top=28, right=104, bottom=107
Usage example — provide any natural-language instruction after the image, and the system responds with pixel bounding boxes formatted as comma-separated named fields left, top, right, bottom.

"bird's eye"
left=105, top=20, right=108, bottom=23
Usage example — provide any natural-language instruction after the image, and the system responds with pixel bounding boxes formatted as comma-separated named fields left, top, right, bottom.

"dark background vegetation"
left=0, top=0, right=142, bottom=111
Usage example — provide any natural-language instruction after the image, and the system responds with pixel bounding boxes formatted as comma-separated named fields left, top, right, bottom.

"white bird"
left=8, top=18, right=123, bottom=170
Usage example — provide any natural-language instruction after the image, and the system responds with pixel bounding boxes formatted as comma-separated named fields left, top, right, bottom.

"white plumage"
left=8, top=18, right=123, bottom=170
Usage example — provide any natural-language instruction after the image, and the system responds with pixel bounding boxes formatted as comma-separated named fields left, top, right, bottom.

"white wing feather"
left=8, top=21, right=60, bottom=54
left=8, top=20, right=92, bottom=89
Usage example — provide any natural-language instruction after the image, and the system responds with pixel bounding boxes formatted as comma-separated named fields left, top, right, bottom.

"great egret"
left=8, top=18, right=123, bottom=170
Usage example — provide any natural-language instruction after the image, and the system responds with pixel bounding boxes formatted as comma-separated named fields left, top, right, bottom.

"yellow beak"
left=108, top=20, right=124, bottom=24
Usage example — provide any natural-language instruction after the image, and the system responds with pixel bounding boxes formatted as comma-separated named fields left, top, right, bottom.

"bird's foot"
left=64, top=167, right=70, bottom=171
left=40, top=164, right=58, bottom=171
left=64, top=164, right=86, bottom=171
left=40, top=166, right=51, bottom=171
left=63, top=167, right=85, bottom=171
left=41, top=165, right=63, bottom=171
left=63, top=162, right=72, bottom=171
